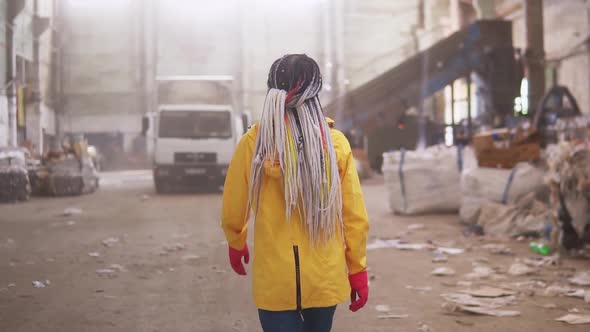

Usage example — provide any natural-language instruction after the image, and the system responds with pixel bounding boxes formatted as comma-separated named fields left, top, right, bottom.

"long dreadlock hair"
left=248, top=54, right=343, bottom=245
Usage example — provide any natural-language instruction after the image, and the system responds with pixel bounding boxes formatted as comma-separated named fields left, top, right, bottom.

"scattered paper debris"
left=473, top=257, right=489, bottom=264
left=535, top=303, right=558, bottom=309
left=397, top=243, right=430, bottom=251
left=32, top=280, right=50, bottom=288
left=460, top=286, right=517, bottom=298
left=441, top=293, right=517, bottom=308
left=406, top=285, right=433, bottom=292
left=555, top=314, right=590, bottom=325
left=508, top=263, right=537, bottom=276
left=509, top=280, right=547, bottom=291
left=432, top=267, right=456, bottom=276
left=569, top=271, right=590, bottom=287
left=441, top=293, right=519, bottom=317
left=569, top=308, right=581, bottom=313
left=375, top=304, right=391, bottom=312
left=378, top=314, right=409, bottom=319
left=162, top=243, right=187, bottom=253
left=457, top=281, right=473, bottom=287
left=140, top=194, right=150, bottom=201
left=522, top=256, right=559, bottom=267
left=181, top=254, right=201, bottom=261
left=465, top=266, right=494, bottom=280
left=565, top=289, right=586, bottom=299
left=435, top=247, right=464, bottom=255
left=101, top=237, right=120, bottom=248
left=407, top=224, right=425, bottom=231
left=417, top=322, right=432, bottom=332
left=367, top=239, right=431, bottom=251
left=432, top=254, right=448, bottom=263
left=481, top=244, right=513, bottom=255
left=443, top=303, right=521, bottom=317
left=66, top=220, right=76, bottom=226
left=109, top=264, right=126, bottom=272
left=62, top=207, right=82, bottom=217
left=7, top=283, right=15, bottom=288
left=88, top=252, right=101, bottom=257
left=96, top=269, right=117, bottom=278
left=544, top=284, right=579, bottom=297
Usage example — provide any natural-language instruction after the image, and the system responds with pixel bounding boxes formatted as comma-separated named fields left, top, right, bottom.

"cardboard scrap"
left=555, top=314, right=590, bottom=325
left=508, top=263, right=537, bottom=276
left=569, top=271, right=590, bottom=287
left=445, top=305, right=521, bottom=317
left=367, top=239, right=430, bottom=251
left=522, top=256, right=559, bottom=267
left=375, top=305, right=391, bottom=312
left=441, top=293, right=520, bottom=317
left=378, top=314, right=409, bottom=320
left=465, top=266, right=495, bottom=280
left=460, top=286, right=517, bottom=298
left=432, top=267, right=456, bottom=276
left=435, top=247, right=465, bottom=255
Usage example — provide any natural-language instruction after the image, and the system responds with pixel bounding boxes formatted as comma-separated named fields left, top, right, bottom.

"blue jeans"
left=258, top=306, right=337, bottom=332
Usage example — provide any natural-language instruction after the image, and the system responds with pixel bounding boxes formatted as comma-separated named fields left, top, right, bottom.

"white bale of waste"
left=459, top=163, right=546, bottom=224
left=0, top=149, right=30, bottom=202
left=382, top=145, right=476, bottom=215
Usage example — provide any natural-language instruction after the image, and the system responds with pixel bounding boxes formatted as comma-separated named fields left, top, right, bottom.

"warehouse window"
left=514, top=78, right=529, bottom=115
left=443, top=78, right=477, bottom=146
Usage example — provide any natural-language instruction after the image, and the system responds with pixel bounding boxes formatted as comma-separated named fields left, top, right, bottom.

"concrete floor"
left=0, top=171, right=589, bottom=332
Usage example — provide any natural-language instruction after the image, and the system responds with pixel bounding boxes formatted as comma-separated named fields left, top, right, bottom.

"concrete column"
left=524, top=0, right=545, bottom=113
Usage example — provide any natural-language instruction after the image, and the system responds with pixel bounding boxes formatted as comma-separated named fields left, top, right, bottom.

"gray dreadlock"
left=248, top=54, right=343, bottom=245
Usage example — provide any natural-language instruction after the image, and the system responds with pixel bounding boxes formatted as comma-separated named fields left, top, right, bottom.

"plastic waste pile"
left=30, top=137, right=99, bottom=196
left=0, top=148, right=31, bottom=202
left=545, top=141, right=590, bottom=245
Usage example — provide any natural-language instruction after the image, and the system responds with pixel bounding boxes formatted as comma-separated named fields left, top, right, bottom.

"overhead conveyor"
left=325, top=20, right=521, bottom=133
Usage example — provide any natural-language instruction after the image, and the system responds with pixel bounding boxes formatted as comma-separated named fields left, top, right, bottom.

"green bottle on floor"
left=529, top=242, right=550, bottom=256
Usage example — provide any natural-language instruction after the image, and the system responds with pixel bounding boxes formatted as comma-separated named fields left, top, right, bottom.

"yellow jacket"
left=222, top=119, right=369, bottom=311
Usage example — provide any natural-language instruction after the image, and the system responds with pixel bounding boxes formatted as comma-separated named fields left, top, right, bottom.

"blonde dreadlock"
left=249, top=54, right=343, bottom=245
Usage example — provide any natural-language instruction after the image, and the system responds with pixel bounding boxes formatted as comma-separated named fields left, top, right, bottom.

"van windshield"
left=158, top=110, right=232, bottom=139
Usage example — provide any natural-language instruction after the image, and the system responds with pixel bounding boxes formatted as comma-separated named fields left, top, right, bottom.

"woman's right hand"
left=228, top=244, right=249, bottom=275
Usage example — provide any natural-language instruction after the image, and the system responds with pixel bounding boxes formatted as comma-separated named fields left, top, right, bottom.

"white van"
left=150, top=104, right=243, bottom=192
left=143, top=76, right=248, bottom=193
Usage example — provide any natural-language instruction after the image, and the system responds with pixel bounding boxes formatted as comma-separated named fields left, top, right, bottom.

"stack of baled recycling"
left=0, top=148, right=31, bottom=203
left=382, top=145, right=476, bottom=215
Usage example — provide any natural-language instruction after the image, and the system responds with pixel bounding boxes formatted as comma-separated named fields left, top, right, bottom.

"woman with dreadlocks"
left=221, top=54, right=369, bottom=332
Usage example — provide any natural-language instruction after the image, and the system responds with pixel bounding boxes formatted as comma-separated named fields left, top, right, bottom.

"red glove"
left=349, top=271, right=369, bottom=312
left=228, top=244, right=249, bottom=275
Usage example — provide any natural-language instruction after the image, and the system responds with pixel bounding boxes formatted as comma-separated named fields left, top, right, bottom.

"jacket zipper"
left=293, top=245, right=303, bottom=320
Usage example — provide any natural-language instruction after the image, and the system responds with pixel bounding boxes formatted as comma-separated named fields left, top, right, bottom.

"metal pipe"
left=466, top=75, right=472, bottom=136
left=450, top=81, right=455, bottom=142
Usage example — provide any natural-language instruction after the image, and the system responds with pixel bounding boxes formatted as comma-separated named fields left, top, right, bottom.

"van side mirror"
left=141, top=116, right=149, bottom=136
left=241, top=114, right=248, bottom=133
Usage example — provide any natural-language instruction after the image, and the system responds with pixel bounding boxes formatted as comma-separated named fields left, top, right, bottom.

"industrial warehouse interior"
left=1, top=0, right=590, bottom=331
